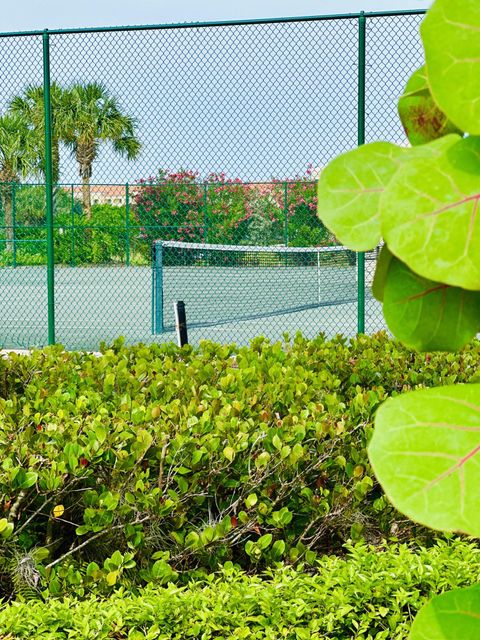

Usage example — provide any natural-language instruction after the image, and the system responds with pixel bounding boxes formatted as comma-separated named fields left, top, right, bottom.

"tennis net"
left=152, top=240, right=364, bottom=332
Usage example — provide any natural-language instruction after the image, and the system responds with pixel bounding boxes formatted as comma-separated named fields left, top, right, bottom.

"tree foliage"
left=62, top=82, right=141, bottom=216
left=0, top=82, right=141, bottom=217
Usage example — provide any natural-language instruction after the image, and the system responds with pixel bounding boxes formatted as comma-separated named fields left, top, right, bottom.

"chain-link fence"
left=0, top=10, right=425, bottom=350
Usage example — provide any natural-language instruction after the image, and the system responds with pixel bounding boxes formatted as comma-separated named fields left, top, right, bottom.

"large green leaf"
left=316, top=142, right=408, bottom=251
left=383, top=256, right=480, bottom=351
left=371, top=244, right=392, bottom=302
left=422, top=0, right=480, bottom=135
left=369, top=383, right=480, bottom=535
left=381, top=136, right=480, bottom=290
left=316, top=133, right=460, bottom=254
left=410, top=586, right=480, bottom=639
left=398, top=66, right=462, bottom=146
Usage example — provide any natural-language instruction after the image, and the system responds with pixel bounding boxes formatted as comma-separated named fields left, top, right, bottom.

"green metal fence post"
left=125, top=183, right=130, bottom=266
left=203, top=182, right=208, bottom=243
left=153, top=242, right=163, bottom=333
left=70, top=184, right=75, bottom=265
left=43, top=30, right=56, bottom=345
left=11, top=183, right=16, bottom=268
left=283, top=182, right=289, bottom=247
left=357, top=12, right=366, bottom=334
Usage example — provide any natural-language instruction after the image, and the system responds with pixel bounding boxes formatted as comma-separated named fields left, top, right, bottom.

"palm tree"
left=9, top=83, right=67, bottom=184
left=62, top=83, right=141, bottom=217
left=0, top=113, right=39, bottom=250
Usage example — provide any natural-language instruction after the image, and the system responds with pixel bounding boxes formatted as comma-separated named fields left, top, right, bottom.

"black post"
left=174, top=301, right=188, bottom=347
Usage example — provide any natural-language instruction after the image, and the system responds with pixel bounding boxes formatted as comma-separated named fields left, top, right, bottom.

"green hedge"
left=0, top=333, right=480, bottom=598
left=0, top=203, right=147, bottom=267
left=2, top=540, right=480, bottom=639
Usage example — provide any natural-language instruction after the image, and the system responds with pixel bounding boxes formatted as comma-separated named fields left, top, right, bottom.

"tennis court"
left=0, top=258, right=384, bottom=351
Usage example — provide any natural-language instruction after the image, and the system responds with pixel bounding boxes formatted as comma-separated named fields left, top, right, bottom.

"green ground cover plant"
left=0, top=334, right=479, bottom=600
left=1, top=539, right=480, bottom=639
left=317, top=0, right=480, bottom=635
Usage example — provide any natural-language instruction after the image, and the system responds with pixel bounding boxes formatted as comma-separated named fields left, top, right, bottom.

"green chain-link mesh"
left=0, top=11, right=425, bottom=350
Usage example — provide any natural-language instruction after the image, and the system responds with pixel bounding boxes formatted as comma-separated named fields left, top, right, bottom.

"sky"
left=1, top=1, right=430, bottom=184
left=6, top=0, right=430, bottom=32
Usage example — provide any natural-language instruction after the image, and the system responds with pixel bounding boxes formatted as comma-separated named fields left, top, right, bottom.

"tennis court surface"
left=0, top=251, right=384, bottom=351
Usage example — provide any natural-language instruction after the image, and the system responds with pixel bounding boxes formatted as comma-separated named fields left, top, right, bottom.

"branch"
left=45, top=516, right=150, bottom=570
left=9, top=490, right=27, bottom=521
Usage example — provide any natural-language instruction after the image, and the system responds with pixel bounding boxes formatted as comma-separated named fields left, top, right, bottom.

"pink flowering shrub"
left=284, top=164, right=332, bottom=247
left=133, top=165, right=331, bottom=252
left=134, top=169, right=204, bottom=245
left=204, top=172, right=251, bottom=245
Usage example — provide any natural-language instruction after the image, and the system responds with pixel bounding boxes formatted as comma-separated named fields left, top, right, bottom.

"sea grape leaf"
left=316, top=142, right=408, bottom=251
left=317, top=134, right=460, bottom=253
left=382, top=256, right=480, bottom=351
left=369, top=383, right=480, bottom=536
left=422, top=0, right=480, bottom=135
left=410, top=585, right=480, bottom=640
left=381, top=136, right=480, bottom=291
left=372, top=244, right=392, bottom=302
left=398, top=66, right=463, bottom=146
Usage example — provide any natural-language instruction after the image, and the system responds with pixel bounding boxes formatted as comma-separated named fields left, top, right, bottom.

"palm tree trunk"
left=52, top=138, right=60, bottom=185
left=76, top=144, right=94, bottom=219
left=2, top=193, right=13, bottom=253
left=0, top=179, right=14, bottom=253
left=82, top=176, right=91, bottom=218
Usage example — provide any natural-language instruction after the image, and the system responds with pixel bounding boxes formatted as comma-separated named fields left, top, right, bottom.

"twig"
left=14, top=496, right=54, bottom=536
left=158, top=442, right=168, bottom=491
left=14, top=477, right=81, bottom=537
